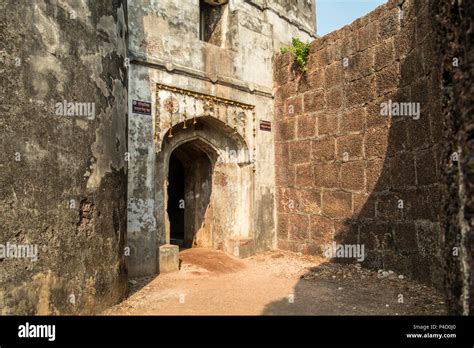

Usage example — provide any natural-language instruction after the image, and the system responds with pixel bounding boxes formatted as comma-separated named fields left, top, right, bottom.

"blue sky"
left=317, top=0, right=387, bottom=36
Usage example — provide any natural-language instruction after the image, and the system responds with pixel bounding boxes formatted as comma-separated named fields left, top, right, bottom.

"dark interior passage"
left=168, top=153, right=185, bottom=242
left=167, top=140, right=214, bottom=248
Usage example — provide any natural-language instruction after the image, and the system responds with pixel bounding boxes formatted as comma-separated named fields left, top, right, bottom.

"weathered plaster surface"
left=0, top=0, right=128, bottom=314
left=126, top=0, right=314, bottom=276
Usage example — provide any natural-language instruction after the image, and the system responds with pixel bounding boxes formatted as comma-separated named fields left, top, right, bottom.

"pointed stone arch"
left=154, top=114, right=255, bottom=255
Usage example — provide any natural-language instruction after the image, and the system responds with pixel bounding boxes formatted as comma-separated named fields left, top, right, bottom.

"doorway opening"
left=168, top=153, right=185, bottom=244
left=167, top=140, right=214, bottom=249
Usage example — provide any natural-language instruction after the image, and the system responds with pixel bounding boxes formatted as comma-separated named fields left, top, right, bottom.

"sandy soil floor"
left=104, top=248, right=446, bottom=315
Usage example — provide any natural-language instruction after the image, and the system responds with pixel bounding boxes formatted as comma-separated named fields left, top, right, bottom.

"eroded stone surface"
left=274, top=0, right=446, bottom=290
left=0, top=0, right=128, bottom=314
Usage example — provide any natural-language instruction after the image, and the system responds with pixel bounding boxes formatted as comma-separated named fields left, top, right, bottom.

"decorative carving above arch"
left=159, top=116, right=252, bottom=167
left=154, top=83, right=257, bottom=165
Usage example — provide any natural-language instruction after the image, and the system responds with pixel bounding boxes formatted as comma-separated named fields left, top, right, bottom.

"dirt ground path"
left=105, top=249, right=446, bottom=315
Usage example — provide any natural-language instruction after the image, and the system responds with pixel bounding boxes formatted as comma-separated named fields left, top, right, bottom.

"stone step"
left=227, top=238, right=255, bottom=259
left=158, top=244, right=180, bottom=274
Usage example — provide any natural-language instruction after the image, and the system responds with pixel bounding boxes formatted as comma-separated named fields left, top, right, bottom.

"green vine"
left=280, top=37, right=311, bottom=73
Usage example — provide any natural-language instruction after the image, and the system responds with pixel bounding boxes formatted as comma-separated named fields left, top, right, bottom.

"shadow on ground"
left=262, top=261, right=446, bottom=315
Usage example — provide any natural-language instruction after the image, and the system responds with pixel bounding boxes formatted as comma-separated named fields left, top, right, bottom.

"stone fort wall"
left=274, top=0, right=445, bottom=288
left=125, top=0, right=316, bottom=276
left=1, top=0, right=471, bottom=315
left=0, top=0, right=128, bottom=314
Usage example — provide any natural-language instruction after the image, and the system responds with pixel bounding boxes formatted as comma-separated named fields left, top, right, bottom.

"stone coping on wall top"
left=307, top=0, right=400, bottom=52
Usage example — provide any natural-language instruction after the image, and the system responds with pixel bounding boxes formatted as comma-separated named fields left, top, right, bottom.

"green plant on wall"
left=280, top=37, right=311, bottom=73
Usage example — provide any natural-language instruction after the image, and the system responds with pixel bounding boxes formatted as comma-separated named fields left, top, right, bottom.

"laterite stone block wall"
left=274, top=0, right=445, bottom=288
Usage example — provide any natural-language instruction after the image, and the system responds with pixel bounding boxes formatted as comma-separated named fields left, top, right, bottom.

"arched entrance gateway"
left=127, top=83, right=276, bottom=277
left=148, top=83, right=260, bottom=274
left=157, top=116, right=253, bottom=253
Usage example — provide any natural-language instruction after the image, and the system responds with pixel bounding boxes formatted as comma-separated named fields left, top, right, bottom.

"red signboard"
left=260, top=120, right=272, bottom=132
